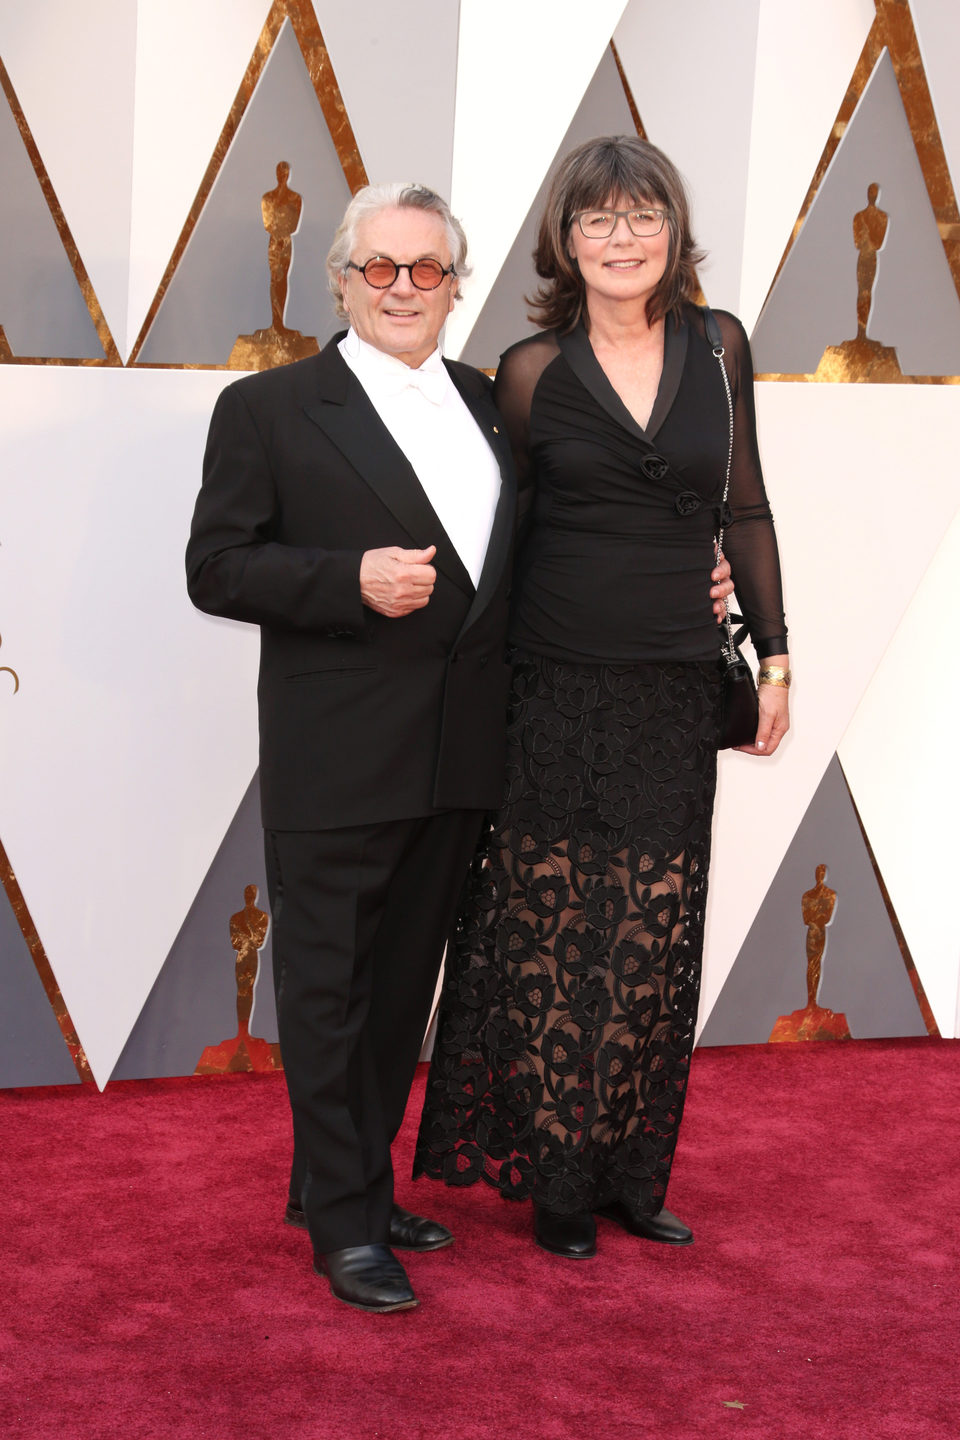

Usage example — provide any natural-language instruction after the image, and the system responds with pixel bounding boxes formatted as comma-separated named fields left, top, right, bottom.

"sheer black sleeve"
left=492, top=332, right=559, bottom=534
left=712, top=310, right=788, bottom=658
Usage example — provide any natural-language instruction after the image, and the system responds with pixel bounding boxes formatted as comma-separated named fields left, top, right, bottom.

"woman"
left=414, top=137, right=789, bottom=1258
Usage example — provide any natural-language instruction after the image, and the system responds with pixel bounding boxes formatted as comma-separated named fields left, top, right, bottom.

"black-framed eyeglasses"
left=345, top=256, right=456, bottom=290
left=575, top=208, right=667, bottom=239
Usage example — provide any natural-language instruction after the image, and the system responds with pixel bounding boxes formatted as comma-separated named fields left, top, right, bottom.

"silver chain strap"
left=711, top=334, right=739, bottom=666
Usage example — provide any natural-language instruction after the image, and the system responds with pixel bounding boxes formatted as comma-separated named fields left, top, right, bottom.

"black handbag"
left=719, top=618, right=759, bottom=748
left=703, top=308, right=759, bottom=749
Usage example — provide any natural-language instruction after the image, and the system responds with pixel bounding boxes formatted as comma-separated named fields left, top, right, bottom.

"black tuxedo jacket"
left=186, top=336, right=516, bottom=830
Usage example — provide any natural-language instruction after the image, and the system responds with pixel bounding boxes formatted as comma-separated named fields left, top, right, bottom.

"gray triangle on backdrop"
left=110, top=772, right=279, bottom=1080
left=316, top=0, right=458, bottom=200
left=699, top=755, right=929, bottom=1047
left=136, top=19, right=352, bottom=367
left=458, top=46, right=638, bottom=372
left=751, top=48, right=960, bottom=377
left=0, top=72, right=105, bottom=360
left=0, top=874, right=80, bottom=1087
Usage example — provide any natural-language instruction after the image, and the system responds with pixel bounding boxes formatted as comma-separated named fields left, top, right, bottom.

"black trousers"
left=264, top=810, right=485, bottom=1254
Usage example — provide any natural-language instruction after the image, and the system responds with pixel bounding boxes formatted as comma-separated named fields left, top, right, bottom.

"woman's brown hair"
left=529, top=135, right=704, bottom=332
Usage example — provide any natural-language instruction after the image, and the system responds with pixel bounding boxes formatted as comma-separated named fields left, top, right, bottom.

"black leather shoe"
left=287, top=1200, right=453, bottom=1252
left=533, top=1204, right=596, bottom=1258
left=388, top=1203, right=454, bottom=1252
left=595, top=1200, right=694, bottom=1246
left=314, top=1244, right=418, bottom=1313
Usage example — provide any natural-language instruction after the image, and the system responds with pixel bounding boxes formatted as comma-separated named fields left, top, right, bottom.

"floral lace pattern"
left=415, top=652, right=721, bottom=1217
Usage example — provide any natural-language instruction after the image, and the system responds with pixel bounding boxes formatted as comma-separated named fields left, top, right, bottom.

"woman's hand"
left=711, top=551, right=734, bottom=621
left=735, top=656, right=790, bottom=757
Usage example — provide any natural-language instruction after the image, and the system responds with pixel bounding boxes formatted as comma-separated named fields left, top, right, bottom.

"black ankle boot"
left=533, top=1204, right=597, bottom=1258
left=595, top=1200, right=693, bottom=1246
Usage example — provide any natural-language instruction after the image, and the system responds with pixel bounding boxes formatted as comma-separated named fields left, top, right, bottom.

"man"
left=187, top=182, right=733, bottom=1314
left=187, top=184, right=516, bottom=1315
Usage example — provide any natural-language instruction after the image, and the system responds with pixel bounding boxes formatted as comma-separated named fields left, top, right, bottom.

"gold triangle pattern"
left=0, top=835, right=94, bottom=1082
left=755, top=0, right=960, bottom=384
left=610, top=40, right=647, bottom=140
left=0, top=56, right=121, bottom=367
left=610, top=42, right=711, bottom=306
left=472, top=41, right=649, bottom=378
left=127, top=0, right=367, bottom=369
left=840, top=761, right=940, bottom=1036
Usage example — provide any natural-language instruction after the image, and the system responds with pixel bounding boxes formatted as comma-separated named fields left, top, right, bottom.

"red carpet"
left=2, top=1040, right=958, bottom=1439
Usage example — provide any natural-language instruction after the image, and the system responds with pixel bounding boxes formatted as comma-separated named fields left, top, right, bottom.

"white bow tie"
left=384, top=365, right=447, bottom=405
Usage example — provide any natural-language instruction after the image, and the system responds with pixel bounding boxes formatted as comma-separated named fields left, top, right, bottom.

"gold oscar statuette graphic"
left=814, top=183, right=904, bottom=381
left=127, top=0, right=367, bottom=370
left=769, top=864, right=852, bottom=1042
left=195, top=883, right=283, bottom=1073
left=228, top=161, right=319, bottom=370
left=755, top=1, right=960, bottom=386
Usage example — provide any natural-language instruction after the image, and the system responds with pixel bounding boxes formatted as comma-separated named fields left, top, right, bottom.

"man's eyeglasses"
left=345, top=257, right=456, bottom=290
left=575, top=208, right=667, bottom=239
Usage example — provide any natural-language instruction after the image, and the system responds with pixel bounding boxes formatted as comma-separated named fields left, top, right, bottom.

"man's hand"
left=712, top=552, right=734, bottom=622
left=360, top=545, right=437, bottom=617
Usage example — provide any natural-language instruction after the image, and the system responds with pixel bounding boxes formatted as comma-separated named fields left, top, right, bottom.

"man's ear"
left=339, top=273, right=349, bottom=314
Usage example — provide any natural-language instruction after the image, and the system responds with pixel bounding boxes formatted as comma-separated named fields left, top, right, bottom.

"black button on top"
left=640, top=454, right=669, bottom=480
left=675, top=491, right=702, bottom=516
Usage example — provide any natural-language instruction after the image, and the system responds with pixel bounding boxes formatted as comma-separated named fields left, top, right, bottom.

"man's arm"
left=186, top=384, right=366, bottom=634
left=187, top=383, right=440, bottom=629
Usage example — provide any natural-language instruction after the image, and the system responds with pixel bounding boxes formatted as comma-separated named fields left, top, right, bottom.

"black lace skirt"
left=414, top=650, right=722, bottom=1217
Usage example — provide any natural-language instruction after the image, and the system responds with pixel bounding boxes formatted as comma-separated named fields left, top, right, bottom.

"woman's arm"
left=714, top=313, right=790, bottom=755
left=714, top=311, right=788, bottom=658
left=493, top=336, right=559, bottom=536
left=735, top=653, right=790, bottom=756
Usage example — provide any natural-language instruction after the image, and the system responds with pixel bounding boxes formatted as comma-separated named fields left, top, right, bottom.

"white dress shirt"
left=338, top=328, right=501, bottom=588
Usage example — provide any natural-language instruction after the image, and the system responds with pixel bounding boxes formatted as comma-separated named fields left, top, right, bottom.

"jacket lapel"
left=557, top=318, right=688, bottom=444
left=557, top=321, right=697, bottom=498
left=647, top=316, right=688, bottom=438
left=302, top=340, right=474, bottom=598
left=445, top=362, right=517, bottom=640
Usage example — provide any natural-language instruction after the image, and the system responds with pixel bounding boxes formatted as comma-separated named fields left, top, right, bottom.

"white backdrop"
left=1, top=0, right=958, bottom=1086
